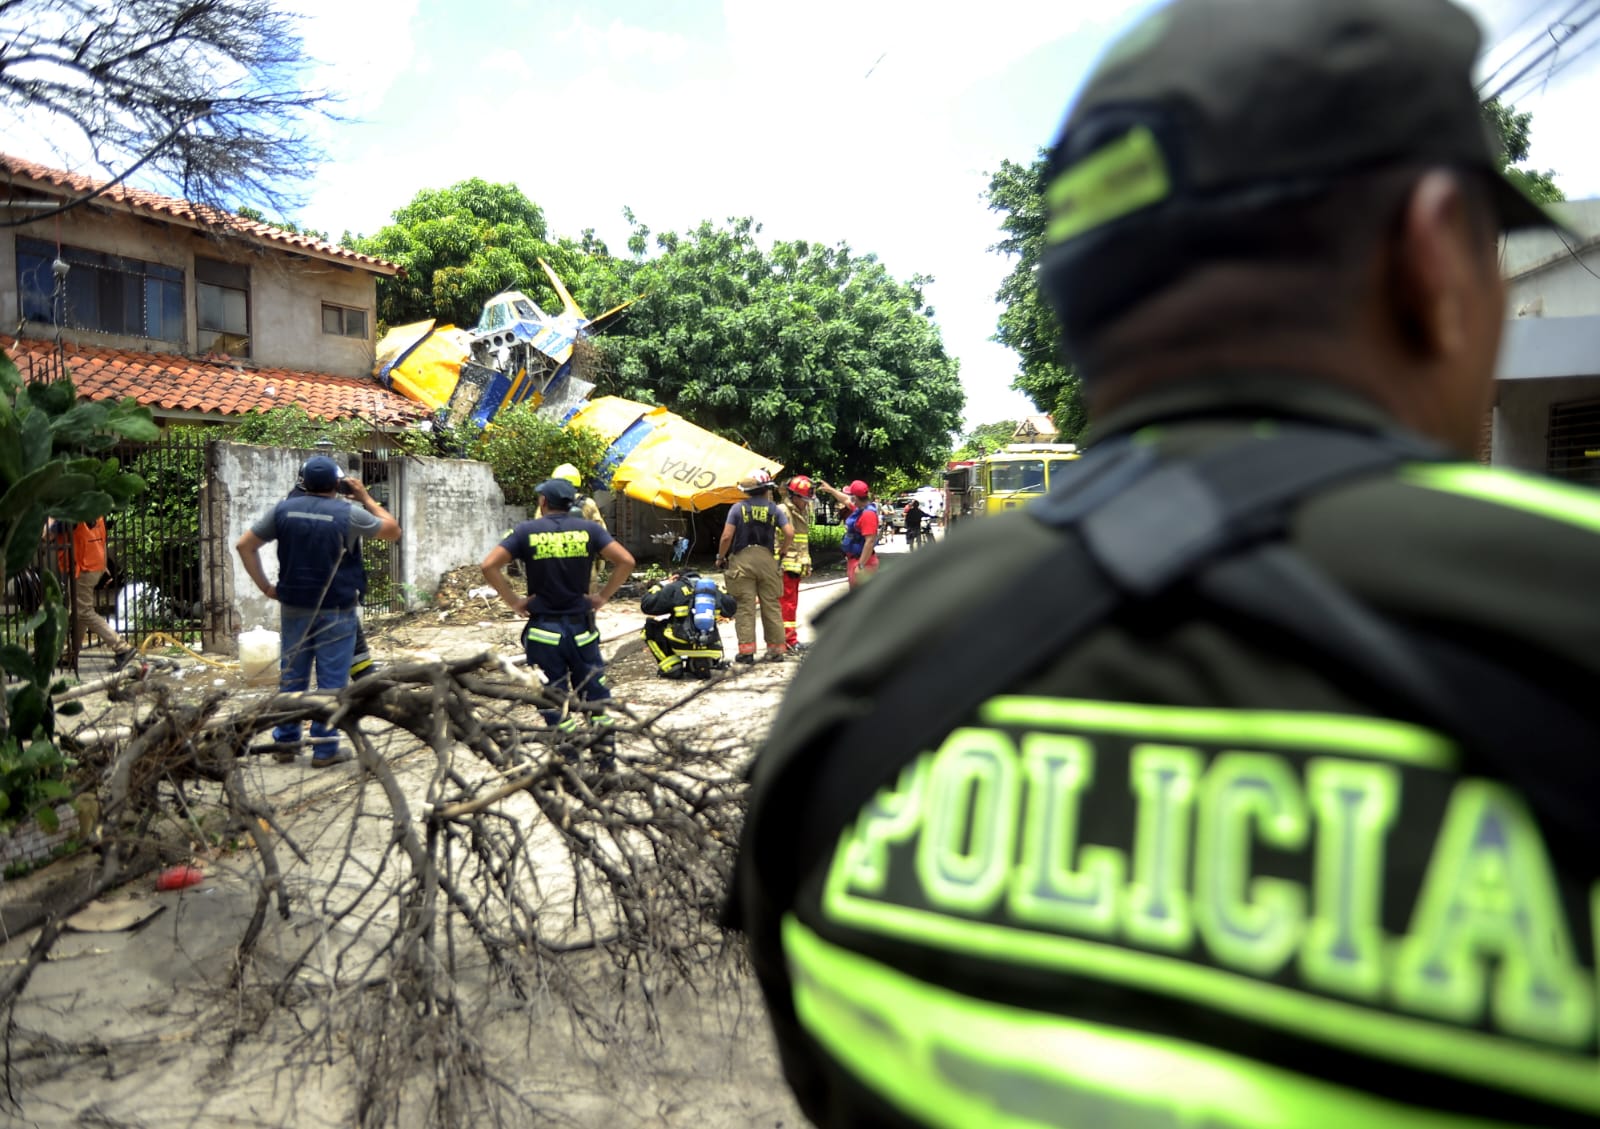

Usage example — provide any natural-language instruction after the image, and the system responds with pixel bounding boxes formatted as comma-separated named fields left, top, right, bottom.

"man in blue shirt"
left=237, top=455, right=402, bottom=766
left=481, top=478, right=635, bottom=760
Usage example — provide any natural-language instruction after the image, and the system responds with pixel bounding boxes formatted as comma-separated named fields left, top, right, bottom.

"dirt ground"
left=0, top=566, right=859, bottom=1128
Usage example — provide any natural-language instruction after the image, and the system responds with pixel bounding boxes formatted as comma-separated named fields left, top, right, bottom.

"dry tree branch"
left=2, top=651, right=761, bottom=1127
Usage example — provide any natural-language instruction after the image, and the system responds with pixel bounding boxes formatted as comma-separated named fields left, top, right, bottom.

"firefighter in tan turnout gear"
left=716, top=469, right=793, bottom=664
left=777, top=475, right=814, bottom=654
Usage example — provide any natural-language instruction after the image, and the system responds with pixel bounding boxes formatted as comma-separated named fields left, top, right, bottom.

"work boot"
left=734, top=654, right=755, bottom=666
left=785, top=642, right=809, bottom=656
left=660, top=665, right=689, bottom=680
left=764, top=650, right=786, bottom=664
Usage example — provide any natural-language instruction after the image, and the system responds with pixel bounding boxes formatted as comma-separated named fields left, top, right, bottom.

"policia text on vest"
left=801, top=695, right=1598, bottom=1125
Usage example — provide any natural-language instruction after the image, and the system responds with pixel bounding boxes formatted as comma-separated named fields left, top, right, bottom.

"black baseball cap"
left=1040, top=0, right=1561, bottom=330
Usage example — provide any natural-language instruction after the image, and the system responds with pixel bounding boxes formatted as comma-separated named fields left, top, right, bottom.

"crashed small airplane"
left=375, top=261, right=782, bottom=511
left=374, top=258, right=631, bottom=429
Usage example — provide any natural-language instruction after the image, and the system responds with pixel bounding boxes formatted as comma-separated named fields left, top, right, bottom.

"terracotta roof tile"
left=0, top=153, right=400, bottom=276
left=3, top=336, right=429, bottom=428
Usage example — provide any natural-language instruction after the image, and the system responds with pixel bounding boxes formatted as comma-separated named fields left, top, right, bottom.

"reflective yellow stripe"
left=525, top=627, right=563, bottom=646
left=981, top=696, right=1456, bottom=768
left=555, top=718, right=581, bottom=733
left=1403, top=463, right=1600, bottom=535
left=1045, top=124, right=1171, bottom=245
left=784, top=916, right=1519, bottom=1129
left=574, top=630, right=599, bottom=646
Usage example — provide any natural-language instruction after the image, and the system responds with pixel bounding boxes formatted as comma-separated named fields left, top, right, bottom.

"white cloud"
left=287, top=0, right=422, bottom=117
left=552, top=15, right=693, bottom=67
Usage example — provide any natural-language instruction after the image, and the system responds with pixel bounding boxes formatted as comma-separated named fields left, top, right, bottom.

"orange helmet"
left=787, top=475, right=814, bottom=498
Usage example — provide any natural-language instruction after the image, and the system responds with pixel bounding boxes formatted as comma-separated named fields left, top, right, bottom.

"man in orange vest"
left=48, top=517, right=134, bottom=669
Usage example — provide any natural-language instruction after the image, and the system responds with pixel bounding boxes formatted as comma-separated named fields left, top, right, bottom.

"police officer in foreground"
left=732, top=2, right=1600, bottom=1127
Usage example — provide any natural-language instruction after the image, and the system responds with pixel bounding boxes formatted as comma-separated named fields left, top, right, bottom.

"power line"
left=1554, top=228, right=1600, bottom=285
left=1483, top=0, right=1600, bottom=103
left=1499, top=25, right=1600, bottom=101
left=1479, top=0, right=1569, bottom=89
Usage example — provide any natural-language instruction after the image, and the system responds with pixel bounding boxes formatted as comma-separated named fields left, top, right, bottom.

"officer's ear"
left=1391, top=170, right=1497, bottom=361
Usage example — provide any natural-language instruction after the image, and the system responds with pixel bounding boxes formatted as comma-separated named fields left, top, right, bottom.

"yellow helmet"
left=553, top=463, right=582, bottom=487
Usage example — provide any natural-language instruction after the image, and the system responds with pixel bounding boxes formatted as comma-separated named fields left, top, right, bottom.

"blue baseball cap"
left=300, top=455, right=342, bottom=492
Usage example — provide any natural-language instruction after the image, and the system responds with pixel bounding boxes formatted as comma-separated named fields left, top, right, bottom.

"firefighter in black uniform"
left=732, top=2, right=1600, bottom=1128
left=481, top=478, right=635, bottom=756
left=640, top=569, right=736, bottom=679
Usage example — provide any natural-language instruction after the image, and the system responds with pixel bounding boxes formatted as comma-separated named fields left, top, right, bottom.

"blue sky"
left=287, top=0, right=1156, bottom=428
left=11, top=0, right=1600, bottom=430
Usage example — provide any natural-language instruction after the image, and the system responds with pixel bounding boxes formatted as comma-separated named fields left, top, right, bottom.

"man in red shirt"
left=818, top=480, right=880, bottom=588
left=48, top=517, right=134, bottom=668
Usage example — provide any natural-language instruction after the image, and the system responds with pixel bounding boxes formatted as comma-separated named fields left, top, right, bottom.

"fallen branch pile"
left=3, top=654, right=757, bottom=1127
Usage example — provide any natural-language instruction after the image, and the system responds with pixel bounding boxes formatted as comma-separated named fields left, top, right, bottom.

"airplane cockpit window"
left=514, top=298, right=543, bottom=321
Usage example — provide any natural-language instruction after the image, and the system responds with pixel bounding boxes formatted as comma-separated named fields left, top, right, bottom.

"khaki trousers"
left=74, top=570, right=126, bottom=652
left=726, top=546, right=784, bottom=653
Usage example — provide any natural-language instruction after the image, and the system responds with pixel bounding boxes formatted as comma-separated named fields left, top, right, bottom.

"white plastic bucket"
left=238, top=625, right=280, bottom=684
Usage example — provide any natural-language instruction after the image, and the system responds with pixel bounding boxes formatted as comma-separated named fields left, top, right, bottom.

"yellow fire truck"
left=945, top=443, right=1080, bottom=523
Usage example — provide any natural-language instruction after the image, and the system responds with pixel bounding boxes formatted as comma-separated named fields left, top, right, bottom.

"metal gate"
left=357, top=448, right=407, bottom=615
left=1547, top=399, right=1600, bottom=488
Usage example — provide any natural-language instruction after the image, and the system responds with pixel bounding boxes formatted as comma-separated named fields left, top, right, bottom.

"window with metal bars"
left=1546, top=398, right=1600, bottom=488
left=15, top=236, right=185, bottom=342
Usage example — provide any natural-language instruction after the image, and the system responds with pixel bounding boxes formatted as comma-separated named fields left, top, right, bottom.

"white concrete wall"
left=1493, top=375, right=1600, bottom=472
left=393, top=456, right=527, bottom=609
left=3, top=211, right=380, bottom=377
left=1506, top=245, right=1600, bottom=320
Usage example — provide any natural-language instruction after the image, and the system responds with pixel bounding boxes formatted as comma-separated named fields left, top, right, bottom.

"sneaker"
left=309, top=749, right=353, bottom=768
left=111, top=648, right=136, bottom=671
left=734, top=654, right=755, bottom=666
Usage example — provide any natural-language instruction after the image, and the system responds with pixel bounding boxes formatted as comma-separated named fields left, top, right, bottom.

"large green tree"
left=987, top=101, right=1565, bottom=443
left=353, top=181, right=610, bottom=330
left=593, top=217, right=965, bottom=484
left=1481, top=97, right=1564, bottom=206
left=954, top=420, right=1020, bottom=461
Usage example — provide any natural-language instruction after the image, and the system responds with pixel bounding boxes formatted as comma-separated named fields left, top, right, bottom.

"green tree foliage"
left=1481, top=97, right=1564, bottom=205
left=988, top=102, right=1562, bottom=443
left=955, top=419, right=1020, bottom=461
left=0, top=345, right=155, bottom=828
left=235, top=205, right=330, bottom=242
left=594, top=216, right=965, bottom=485
left=353, top=181, right=608, bottom=331
left=986, top=153, right=1087, bottom=443
left=472, top=403, right=608, bottom=507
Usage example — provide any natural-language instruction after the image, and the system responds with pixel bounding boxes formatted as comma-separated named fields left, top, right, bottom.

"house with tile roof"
left=0, top=153, right=427, bottom=427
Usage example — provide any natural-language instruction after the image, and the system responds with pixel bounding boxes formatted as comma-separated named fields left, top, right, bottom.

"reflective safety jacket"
left=779, top=500, right=812, bottom=575
left=732, top=376, right=1600, bottom=1129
